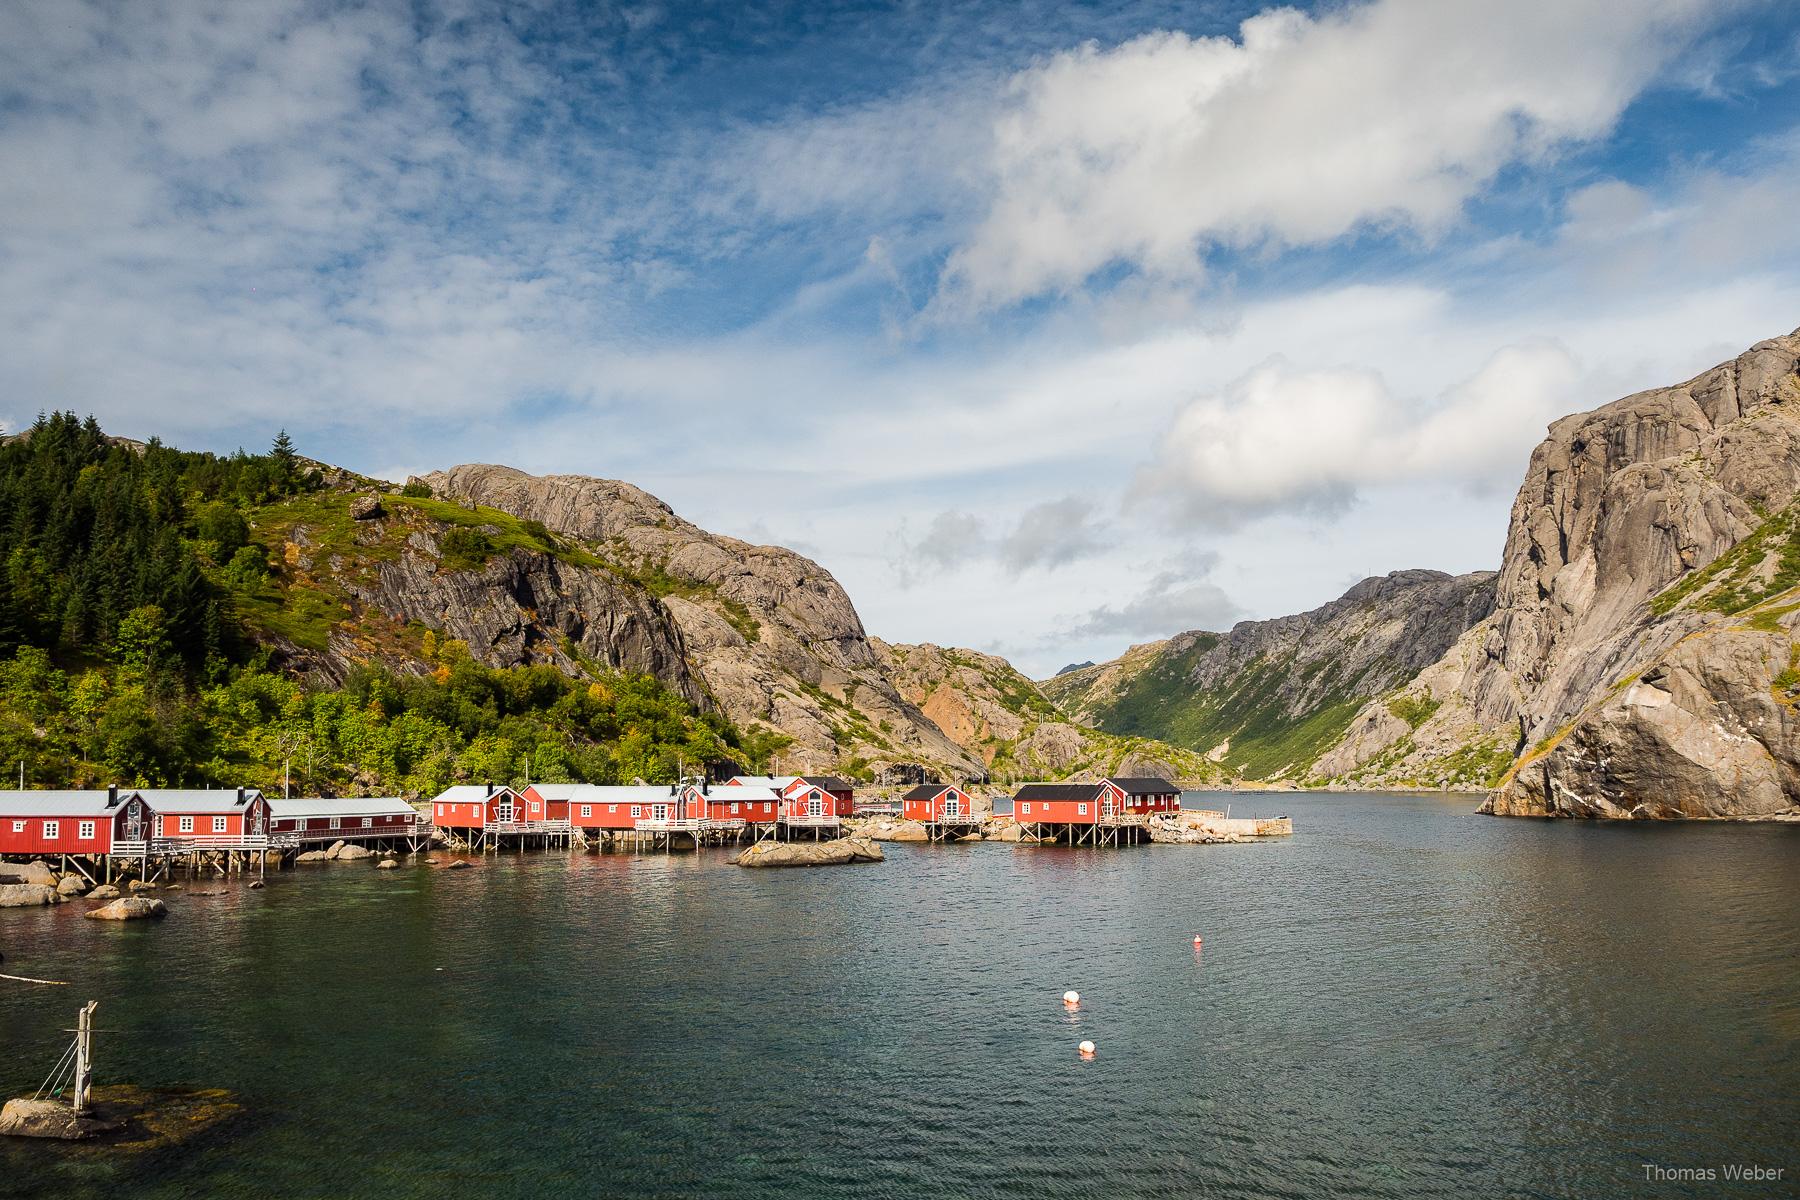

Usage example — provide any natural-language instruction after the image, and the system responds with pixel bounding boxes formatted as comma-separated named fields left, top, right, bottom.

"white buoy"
left=1192, top=935, right=1203, bottom=948
left=1078, top=1040, right=1096, bottom=1058
left=1062, top=990, right=1080, bottom=1008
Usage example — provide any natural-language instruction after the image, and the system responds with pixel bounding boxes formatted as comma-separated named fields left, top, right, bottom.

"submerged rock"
left=376, top=858, right=398, bottom=870
left=85, top=897, right=168, bottom=921
left=0, top=883, right=58, bottom=908
left=86, top=884, right=121, bottom=900
left=736, top=835, right=884, bottom=868
left=443, top=859, right=472, bottom=870
left=295, top=849, right=331, bottom=863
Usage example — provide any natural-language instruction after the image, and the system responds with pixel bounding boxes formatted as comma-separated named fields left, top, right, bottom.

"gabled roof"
left=900, top=783, right=956, bottom=801
left=267, top=797, right=419, bottom=819
left=798, top=776, right=852, bottom=792
left=0, top=789, right=137, bottom=816
left=135, top=788, right=265, bottom=813
left=1012, top=782, right=1104, bottom=802
left=522, top=783, right=584, bottom=801
left=701, top=785, right=782, bottom=803
left=727, top=775, right=799, bottom=789
left=1105, top=777, right=1181, bottom=796
left=432, top=785, right=517, bottom=804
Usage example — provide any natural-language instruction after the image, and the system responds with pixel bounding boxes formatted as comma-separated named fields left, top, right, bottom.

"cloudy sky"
left=4, top=0, right=1800, bottom=676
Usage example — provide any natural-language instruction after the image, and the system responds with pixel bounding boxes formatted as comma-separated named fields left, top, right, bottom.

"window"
left=179, top=815, right=194, bottom=833
left=580, top=805, right=591, bottom=818
left=362, top=818, right=372, bottom=828
left=1078, top=803, right=1088, bottom=816
left=608, top=805, right=618, bottom=813
left=630, top=805, right=641, bottom=818
left=213, top=816, right=228, bottom=833
left=730, top=803, right=739, bottom=814
left=10, top=820, right=23, bottom=832
left=79, top=821, right=95, bottom=839
left=1020, top=803, right=1030, bottom=814
left=331, top=817, right=341, bottom=829
left=43, top=820, right=59, bottom=839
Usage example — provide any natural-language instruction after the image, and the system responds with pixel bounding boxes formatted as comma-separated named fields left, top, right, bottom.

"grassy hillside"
left=0, top=414, right=765, bottom=794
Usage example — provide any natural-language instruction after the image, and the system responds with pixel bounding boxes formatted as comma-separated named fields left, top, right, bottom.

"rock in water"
left=0, top=1098, right=121, bottom=1140
left=0, top=883, right=58, bottom=908
left=736, top=836, right=884, bottom=868
left=248, top=880, right=266, bottom=889
left=324, top=839, right=347, bottom=860
left=295, top=849, right=331, bottom=862
left=443, top=859, right=472, bottom=870
left=376, top=858, right=398, bottom=869
left=86, top=884, right=121, bottom=900
left=337, top=844, right=376, bottom=861
left=56, top=875, right=89, bottom=897
left=85, top=897, right=168, bottom=921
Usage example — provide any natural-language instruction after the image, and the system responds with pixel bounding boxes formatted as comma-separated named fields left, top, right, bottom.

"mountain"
left=873, top=640, right=1221, bottom=783
left=1055, top=661, right=1095, bottom=676
left=1319, top=329, right=1800, bottom=817
left=1041, top=570, right=1497, bottom=780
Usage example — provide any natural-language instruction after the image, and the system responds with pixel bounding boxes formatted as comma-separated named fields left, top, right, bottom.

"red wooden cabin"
left=431, top=784, right=522, bottom=832
left=0, top=787, right=146, bottom=858
left=687, top=784, right=780, bottom=829
left=1010, top=782, right=1105, bottom=824
left=1100, top=777, right=1181, bottom=815
left=565, top=786, right=686, bottom=831
left=901, top=783, right=979, bottom=824
left=139, top=788, right=271, bottom=848
left=267, top=797, right=423, bottom=845
left=784, top=776, right=854, bottom=818
left=520, top=783, right=576, bottom=826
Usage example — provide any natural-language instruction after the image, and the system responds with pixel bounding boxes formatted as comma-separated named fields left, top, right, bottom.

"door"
left=123, top=799, right=143, bottom=842
left=497, top=799, right=515, bottom=823
left=652, top=803, right=670, bottom=822
left=248, top=804, right=264, bottom=836
left=808, top=792, right=823, bottom=818
left=943, top=793, right=960, bottom=820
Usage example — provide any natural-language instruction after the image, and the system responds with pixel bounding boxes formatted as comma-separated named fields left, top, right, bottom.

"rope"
left=0, top=972, right=69, bottom=986
left=33, top=1036, right=77, bottom=1101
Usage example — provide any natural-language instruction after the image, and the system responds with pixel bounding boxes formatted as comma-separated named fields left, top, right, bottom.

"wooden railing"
left=779, top=814, right=842, bottom=827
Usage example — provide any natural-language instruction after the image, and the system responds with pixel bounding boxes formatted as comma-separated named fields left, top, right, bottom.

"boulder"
left=0, top=1097, right=121, bottom=1140
left=336, top=844, right=376, bottom=861
left=127, top=879, right=158, bottom=892
left=349, top=494, right=385, bottom=520
left=295, top=850, right=331, bottom=863
left=55, top=874, right=89, bottom=896
left=736, top=835, right=884, bottom=868
left=443, top=859, right=472, bottom=870
left=862, top=819, right=930, bottom=843
left=248, top=880, right=266, bottom=889
left=0, top=883, right=58, bottom=908
left=325, top=840, right=347, bottom=860
left=376, top=858, right=398, bottom=870
left=86, top=884, right=121, bottom=900
left=0, top=861, right=57, bottom=887
left=85, top=897, right=168, bottom=921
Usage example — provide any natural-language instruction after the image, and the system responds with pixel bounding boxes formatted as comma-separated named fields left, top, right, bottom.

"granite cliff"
left=1041, top=570, right=1496, bottom=780
left=1319, top=329, right=1800, bottom=817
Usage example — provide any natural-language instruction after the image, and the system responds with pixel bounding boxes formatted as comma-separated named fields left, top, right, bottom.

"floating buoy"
left=1078, top=1040, right=1096, bottom=1058
left=1192, top=935, right=1203, bottom=948
left=1062, top=990, right=1081, bottom=1008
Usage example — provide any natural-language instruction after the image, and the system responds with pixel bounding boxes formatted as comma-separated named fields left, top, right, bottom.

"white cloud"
left=1133, top=341, right=1584, bottom=524
left=931, top=0, right=1728, bottom=312
left=1069, top=559, right=1243, bottom=640
left=892, top=496, right=1107, bottom=581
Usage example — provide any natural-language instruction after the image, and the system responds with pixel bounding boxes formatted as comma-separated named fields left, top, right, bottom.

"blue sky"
left=4, top=0, right=1800, bottom=675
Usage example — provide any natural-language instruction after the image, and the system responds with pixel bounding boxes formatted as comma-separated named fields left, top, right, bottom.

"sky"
left=4, top=0, right=1800, bottom=677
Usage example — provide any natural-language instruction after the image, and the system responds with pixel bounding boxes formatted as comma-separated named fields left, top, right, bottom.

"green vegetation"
left=400, top=481, right=432, bottom=499
left=0, top=415, right=761, bottom=793
left=1651, top=504, right=1800, bottom=616
left=1087, top=638, right=1366, bottom=780
left=1386, top=692, right=1441, bottom=730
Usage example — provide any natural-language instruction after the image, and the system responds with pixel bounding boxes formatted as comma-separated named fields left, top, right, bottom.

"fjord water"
left=2, top=794, right=1795, bottom=1200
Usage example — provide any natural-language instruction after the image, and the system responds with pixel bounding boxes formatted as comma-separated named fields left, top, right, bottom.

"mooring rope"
left=0, top=972, right=69, bottom=986
left=33, top=1036, right=78, bottom=1101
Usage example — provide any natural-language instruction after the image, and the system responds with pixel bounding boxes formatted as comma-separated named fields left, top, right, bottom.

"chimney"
left=236, top=786, right=247, bottom=805
left=485, top=781, right=494, bottom=796
left=106, top=784, right=119, bottom=807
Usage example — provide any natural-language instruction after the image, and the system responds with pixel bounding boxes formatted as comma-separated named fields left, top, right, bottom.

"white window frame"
left=1077, top=803, right=1088, bottom=816
left=608, top=805, right=618, bottom=814
left=79, top=820, right=95, bottom=839
left=10, top=820, right=23, bottom=832
left=1020, top=803, right=1030, bottom=815
left=362, top=817, right=372, bottom=828
left=213, top=815, right=229, bottom=833
left=331, top=817, right=341, bottom=829
left=730, top=802, right=739, bottom=814
left=43, top=820, right=59, bottom=839
left=179, top=815, right=194, bottom=833
left=630, top=805, right=642, bottom=818
left=580, top=804, right=592, bottom=818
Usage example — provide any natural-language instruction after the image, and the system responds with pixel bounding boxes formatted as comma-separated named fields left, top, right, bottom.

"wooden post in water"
left=72, top=1000, right=97, bottom=1115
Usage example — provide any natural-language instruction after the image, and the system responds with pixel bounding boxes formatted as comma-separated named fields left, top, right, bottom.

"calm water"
left=1, top=793, right=1796, bottom=1199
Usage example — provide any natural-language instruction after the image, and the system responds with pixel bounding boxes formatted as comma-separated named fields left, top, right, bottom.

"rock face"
left=85, top=897, right=168, bottom=920
left=1044, top=570, right=1496, bottom=780
left=1320, top=329, right=1800, bottom=817
left=0, top=861, right=57, bottom=887
left=735, top=835, right=885, bottom=867
left=424, top=465, right=982, bottom=777
left=875, top=640, right=1219, bottom=783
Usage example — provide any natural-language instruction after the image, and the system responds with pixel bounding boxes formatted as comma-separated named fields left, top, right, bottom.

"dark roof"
left=1012, top=782, right=1104, bottom=802
left=799, top=776, right=853, bottom=792
left=1107, top=776, right=1180, bottom=795
left=900, top=783, right=957, bottom=801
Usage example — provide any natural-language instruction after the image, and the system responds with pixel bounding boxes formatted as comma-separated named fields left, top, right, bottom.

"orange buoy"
left=1062, top=990, right=1081, bottom=1008
left=1192, top=935, right=1203, bottom=948
left=1078, top=1040, right=1096, bottom=1058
